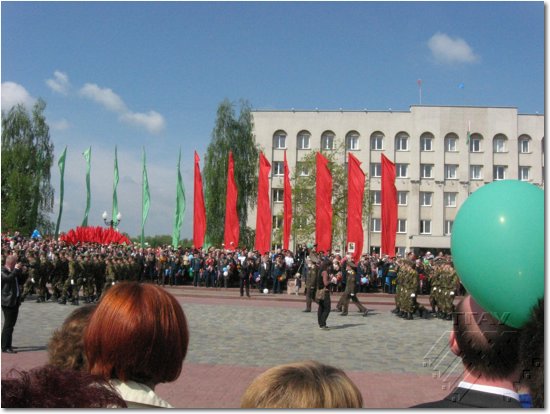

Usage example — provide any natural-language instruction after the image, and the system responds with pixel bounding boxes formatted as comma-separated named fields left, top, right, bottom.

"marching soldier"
left=20, top=252, right=39, bottom=301
left=303, top=253, right=320, bottom=312
left=338, top=259, right=368, bottom=317
left=36, top=252, right=53, bottom=303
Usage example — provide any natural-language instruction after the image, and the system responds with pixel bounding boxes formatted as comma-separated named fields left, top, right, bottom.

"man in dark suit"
left=413, top=295, right=522, bottom=408
left=2, top=254, right=25, bottom=353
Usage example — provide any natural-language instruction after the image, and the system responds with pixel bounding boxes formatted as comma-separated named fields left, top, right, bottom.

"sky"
left=1, top=1, right=544, bottom=240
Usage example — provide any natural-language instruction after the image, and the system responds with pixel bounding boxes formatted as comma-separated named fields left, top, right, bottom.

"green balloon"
left=451, top=180, right=544, bottom=328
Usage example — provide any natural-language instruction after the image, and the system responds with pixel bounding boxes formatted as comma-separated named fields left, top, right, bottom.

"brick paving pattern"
left=2, top=287, right=462, bottom=408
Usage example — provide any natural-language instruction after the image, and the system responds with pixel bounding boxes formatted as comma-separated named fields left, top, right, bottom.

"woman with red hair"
left=84, top=282, right=189, bottom=408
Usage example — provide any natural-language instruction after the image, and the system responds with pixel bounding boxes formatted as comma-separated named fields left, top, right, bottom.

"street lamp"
left=102, top=211, right=122, bottom=228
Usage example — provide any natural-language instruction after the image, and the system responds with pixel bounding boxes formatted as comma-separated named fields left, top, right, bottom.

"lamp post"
left=102, top=211, right=122, bottom=229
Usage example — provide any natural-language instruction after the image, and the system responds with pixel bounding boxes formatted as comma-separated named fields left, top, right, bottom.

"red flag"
left=381, top=154, right=397, bottom=256
left=193, top=151, right=207, bottom=248
left=283, top=151, right=292, bottom=250
left=315, top=152, right=333, bottom=253
left=255, top=152, right=272, bottom=254
left=347, top=153, right=365, bottom=263
left=224, top=151, right=239, bottom=250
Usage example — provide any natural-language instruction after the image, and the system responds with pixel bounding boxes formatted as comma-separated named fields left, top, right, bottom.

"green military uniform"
left=429, top=258, right=445, bottom=317
left=303, top=254, right=320, bottom=312
left=37, top=254, right=53, bottom=302
left=21, top=254, right=39, bottom=301
left=438, top=262, right=459, bottom=320
left=338, top=262, right=368, bottom=316
left=80, top=256, right=95, bottom=303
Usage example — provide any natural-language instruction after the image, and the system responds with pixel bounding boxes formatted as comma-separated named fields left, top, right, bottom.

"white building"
left=249, top=105, right=544, bottom=256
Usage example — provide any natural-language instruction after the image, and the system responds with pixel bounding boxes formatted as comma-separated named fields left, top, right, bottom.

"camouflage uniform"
left=429, top=258, right=445, bottom=316
left=439, top=262, right=459, bottom=320
left=21, top=254, right=39, bottom=301
left=36, top=254, right=53, bottom=302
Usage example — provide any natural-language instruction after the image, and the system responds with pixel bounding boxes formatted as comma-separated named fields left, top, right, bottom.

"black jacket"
left=412, top=387, right=522, bottom=409
left=1, top=266, right=23, bottom=308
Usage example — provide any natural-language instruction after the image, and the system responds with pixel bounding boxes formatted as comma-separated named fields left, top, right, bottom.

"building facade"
left=249, top=105, right=544, bottom=256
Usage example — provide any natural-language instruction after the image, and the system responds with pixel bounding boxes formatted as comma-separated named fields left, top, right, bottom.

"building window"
left=346, top=132, right=360, bottom=150
left=420, top=133, right=434, bottom=151
left=396, top=163, right=409, bottom=178
left=470, top=165, right=483, bottom=180
left=370, top=133, right=384, bottom=150
left=420, top=192, right=433, bottom=207
left=273, top=131, right=286, bottom=149
left=469, top=134, right=482, bottom=152
left=397, top=219, right=407, bottom=233
left=493, top=134, right=507, bottom=153
left=273, top=161, right=284, bottom=176
left=296, top=161, right=309, bottom=177
left=273, top=215, right=282, bottom=229
left=371, top=218, right=381, bottom=232
left=297, top=131, right=311, bottom=150
left=444, top=220, right=453, bottom=235
left=421, top=164, right=434, bottom=179
left=273, top=188, right=284, bottom=203
left=519, top=166, right=530, bottom=181
left=397, top=191, right=408, bottom=206
left=445, top=134, right=458, bottom=152
left=321, top=132, right=335, bottom=150
left=371, top=163, right=381, bottom=177
left=519, top=136, right=531, bottom=153
left=445, top=164, right=458, bottom=180
left=420, top=220, right=432, bottom=234
left=444, top=192, right=457, bottom=207
left=371, top=190, right=381, bottom=205
left=493, top=165, right=507, bottom=180
left=395, top=133, right=409, bottom=151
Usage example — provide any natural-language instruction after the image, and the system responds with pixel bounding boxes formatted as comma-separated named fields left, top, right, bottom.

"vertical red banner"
left=224, top=151, right=239, bottom=250
left=193, top=151, right=207, bottom=248
left=283, top=151, right=292, bottom=250
left=254, top=152, right=272, bottom=254
left=347, top=153, right=365, bottom=263
left=315, top=152, right=333, bottom=253
left=381, top=154, right=397, bottom=256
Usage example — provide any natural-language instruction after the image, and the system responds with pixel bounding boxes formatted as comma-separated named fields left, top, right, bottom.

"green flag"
left=54, top=146, right=67, bottom=239
left=112, top=146, right=119, bottom=227
left=82, top=146, right=92, bottom=227
left=172, top=149, right=186, bottom=248
left=466, top=120, right=471, bottom=145
left=141, top=147, right=151, bottom=247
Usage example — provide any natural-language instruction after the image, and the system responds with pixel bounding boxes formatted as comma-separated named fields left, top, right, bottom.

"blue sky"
left=1, top=1, right=543, bottom=240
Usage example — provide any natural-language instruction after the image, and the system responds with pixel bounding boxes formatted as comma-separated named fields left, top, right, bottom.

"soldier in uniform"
left=303, top=253, right=320, bottom=312
left=438, top=260, right=459, bottom=320
left=36, top=252, right=53, bottom=303
left=338, top=259, right=368, bottom=317
left=20, top=252, right=39, bottom=301
left=429, top=258, right=445, bottom=317
left=92, top=255, right=105, bottom=302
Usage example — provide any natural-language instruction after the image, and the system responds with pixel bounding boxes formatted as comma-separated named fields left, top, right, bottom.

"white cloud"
left=79, top=82, right=165, bottom=134
left=120, top=111, right=165, bottom=135
left=1, top=82, right=36, bottom=111
left=50, top=118, right=70, bottom=131
left=46, top=71, right=70, bottom=95
left=428, top=32, right=479, bottom=64
left=79, top=83, right=127, bottom=113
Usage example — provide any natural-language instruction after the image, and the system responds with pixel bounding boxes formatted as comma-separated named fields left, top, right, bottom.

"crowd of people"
left=1, top=231, right=544, bottom=408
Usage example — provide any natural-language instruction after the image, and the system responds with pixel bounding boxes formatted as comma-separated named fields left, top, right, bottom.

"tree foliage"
left=292, top=143, right=372, bottom=252
left=203, top=99, right=259, bottom=247
left=131, top=234, right=192, bottom=248
left=1, top=100, right=55, bottom=236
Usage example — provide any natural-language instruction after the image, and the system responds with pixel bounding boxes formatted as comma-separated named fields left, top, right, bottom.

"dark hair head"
left=84, top=282, right=189, bottom=385
left=519, top=298, right=544, bottom=408
left=1, top=365, right=127, bottom=408
left=453, top=295, right=521, bottom=380
left=48, top=304, right=97, bottom=371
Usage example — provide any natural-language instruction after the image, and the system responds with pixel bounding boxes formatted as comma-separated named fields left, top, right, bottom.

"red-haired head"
left=84, top=282, right=189, bottom=386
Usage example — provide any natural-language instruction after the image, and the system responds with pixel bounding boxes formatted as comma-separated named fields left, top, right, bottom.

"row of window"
left=271, top=161, right=531, bottom=181
left=273, top=131, right=535, bottom=153
left=272, top=215, right=452, bottom=236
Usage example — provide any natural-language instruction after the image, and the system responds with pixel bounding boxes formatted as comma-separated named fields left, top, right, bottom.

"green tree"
left=293, top=143, right=372, bottom=252
left=1, top=99, right=54, bottom=236
left=203, top=99, right=259, bottom=247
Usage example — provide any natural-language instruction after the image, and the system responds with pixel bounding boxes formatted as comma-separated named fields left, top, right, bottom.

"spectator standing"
left=1, top=254, right=25, bottom=353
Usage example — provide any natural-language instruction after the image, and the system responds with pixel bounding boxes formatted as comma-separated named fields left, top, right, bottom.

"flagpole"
left=417, top=79, right=422, bottom=105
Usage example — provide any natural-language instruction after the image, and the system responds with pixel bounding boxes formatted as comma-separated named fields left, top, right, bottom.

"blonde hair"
left=240, top=360, right=363, bottom=408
